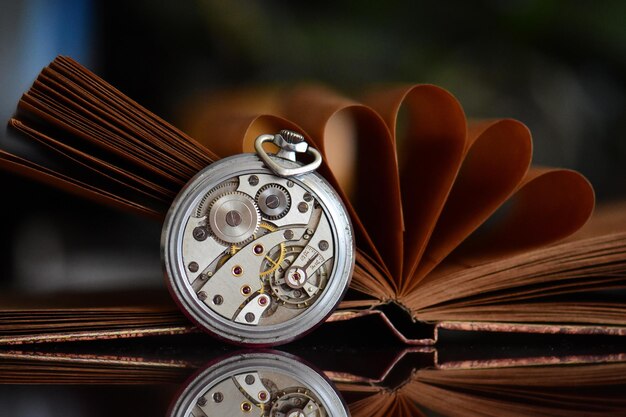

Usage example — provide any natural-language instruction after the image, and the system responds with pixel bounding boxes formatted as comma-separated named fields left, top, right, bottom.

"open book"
left=1, top=56, right=625, bottom=344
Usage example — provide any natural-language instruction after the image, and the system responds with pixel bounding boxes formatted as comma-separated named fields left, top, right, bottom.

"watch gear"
left=253, top=222, right=288, bottom=277
left=256, top=183, right=291, bottom=220
left=208, top=191, right=260, bottom=245
left=260, top=241, right=287, bottom=278
left=195, top=179, right=238, bottom=217
left=224, top=222, right=286, bottom=278
left=269, top=245, right=329, bottom=308
left=270, top=388, right=326, bottom=417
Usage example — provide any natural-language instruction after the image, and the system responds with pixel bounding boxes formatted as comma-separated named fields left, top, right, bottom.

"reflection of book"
left=0, top=349, right=193, bottom=384
left=1, top=56, right=626, bottom=344
left=320, top=347, right=626, bottom=417
left=2, top=346, right=625, bottom=417
left=342, top=360, right=626, bottom=417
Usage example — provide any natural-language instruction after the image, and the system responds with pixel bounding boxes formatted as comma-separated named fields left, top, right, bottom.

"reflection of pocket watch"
left=162, top=130, right=354, bottom=346
left=168, top=351, right=349, bottom=417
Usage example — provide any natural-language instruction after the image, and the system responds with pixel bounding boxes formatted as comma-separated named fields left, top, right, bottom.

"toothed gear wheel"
left=269, top=245, right=328, bottom=308
left=195, top=179, right=238, bottom=217
left=256, top=184, right=291, bottom=220
left=270, top=389, right=326, bottom=417
left=260, top=241, right=287, bottom=277
left=208, top=191, right=260, bottom=245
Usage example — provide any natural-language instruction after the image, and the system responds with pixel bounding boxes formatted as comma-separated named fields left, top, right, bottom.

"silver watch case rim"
left=167, top=350, right=350, bottom=417
left=161, top=153, right=354, bottom=346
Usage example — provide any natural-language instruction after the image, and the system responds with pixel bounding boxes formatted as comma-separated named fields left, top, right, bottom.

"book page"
left=402, top=202, right=626, bottom=325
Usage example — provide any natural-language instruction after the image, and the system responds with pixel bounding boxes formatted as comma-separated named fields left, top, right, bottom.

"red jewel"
left=254, top=244, right=263, bottom=254
left=242, top=286, right=251, bottom=295
left=233, top=266, right=243, bottom=275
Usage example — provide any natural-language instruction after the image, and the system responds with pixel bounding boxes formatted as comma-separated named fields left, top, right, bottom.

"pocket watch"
left=168, top=351, right=349, bottom=417
left=162, top=130, right=354, bottom=346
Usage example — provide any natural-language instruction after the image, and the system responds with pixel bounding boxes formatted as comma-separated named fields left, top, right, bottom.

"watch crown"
left=279, top=129, right=305, bottom=144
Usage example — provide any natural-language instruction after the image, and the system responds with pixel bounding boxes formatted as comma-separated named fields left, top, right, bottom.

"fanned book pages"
left=2, top=56, right=626, bottom=344
left=0, top=291, right=194, bottom=345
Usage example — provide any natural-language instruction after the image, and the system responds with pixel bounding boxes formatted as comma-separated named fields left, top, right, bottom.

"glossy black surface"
left=1, top=329, right=626, bottom=416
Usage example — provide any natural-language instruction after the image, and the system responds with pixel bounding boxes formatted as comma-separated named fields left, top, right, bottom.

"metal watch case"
left=168, top=351, right=350, bottom=417
left=162, top=132, right=354, bottom=346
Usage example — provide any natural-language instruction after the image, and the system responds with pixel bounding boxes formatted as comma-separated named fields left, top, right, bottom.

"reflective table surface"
left=2, top=326, right=626, bottom=417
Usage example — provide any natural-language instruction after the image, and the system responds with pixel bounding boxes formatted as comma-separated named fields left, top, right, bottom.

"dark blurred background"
left=0, top=2, right=625, bottom=416
left=1, top=0, right=625, bottom=291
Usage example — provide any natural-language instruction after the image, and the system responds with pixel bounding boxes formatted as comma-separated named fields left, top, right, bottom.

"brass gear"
left=260, top=243, right=287, bottom=277
left=257, top=222, right=287, bottom=277
left=221, top=223, right=286, bottom=278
